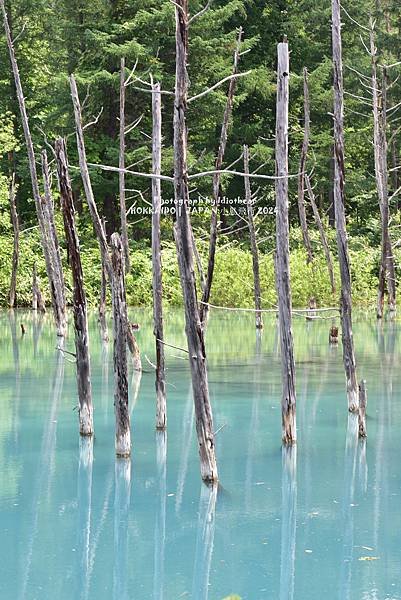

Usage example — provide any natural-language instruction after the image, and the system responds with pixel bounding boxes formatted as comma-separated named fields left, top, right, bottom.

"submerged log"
left=55, top=138, right=93, bottom=436
left=275, top=39, right=297, bottom=444
left=297, top=67, right=313, bottom=263
left=244, top=144, right=263, bottom=329
left=8, top=173, right=19, bottom=308
left=111, top=233, right=131, bottom=457
left=151, top=81, right=167, bottom=430
left=332, top=0, right=359, bottom=412
left=173, top=0, right=218, bottom=482
left=358, top=379, right=367, bottom=438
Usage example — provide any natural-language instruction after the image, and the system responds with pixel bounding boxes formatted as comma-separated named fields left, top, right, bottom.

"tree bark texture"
left=119, top=57, right=130, bottom=272
left=8, top=173, right=19, bottom=307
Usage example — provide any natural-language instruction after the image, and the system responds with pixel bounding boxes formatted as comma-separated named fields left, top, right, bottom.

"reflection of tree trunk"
left=9, top=310, right=20, bottom=441
left=18, top=346, right=65, bottom=600
left=175, top=386, right=194, bottom=515
left=280, top=446, right=297, bottom=600
left=191, top=484, right=217, bottom=600
left=338, top=415, right=358, bottom=600
left=32, top=311, right=44, bottom=358
left=153, top=431, right=167, bottom=600
left=113, top=459, right=131, bottom=600
left=77, top=436, right=93, bottom=600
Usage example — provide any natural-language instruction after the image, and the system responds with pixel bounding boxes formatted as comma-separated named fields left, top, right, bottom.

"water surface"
left=0, top=309, right=400, bottom=600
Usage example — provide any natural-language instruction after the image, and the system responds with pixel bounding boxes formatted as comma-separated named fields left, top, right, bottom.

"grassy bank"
left=0, top=221, right=387, bottom=309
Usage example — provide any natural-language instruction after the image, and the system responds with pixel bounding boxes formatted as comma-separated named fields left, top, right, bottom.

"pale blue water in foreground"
left=0, top=308, right=400, bottom=600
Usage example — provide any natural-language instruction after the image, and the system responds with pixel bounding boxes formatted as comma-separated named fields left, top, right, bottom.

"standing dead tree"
left=98, top=217, right=109, bottom=343
left=369, top=22, right=396, bottom=317
left=151, top=81, right=167, bottom=430
left=8, top=173, right=19, bottom=307
left=275, top=38, right=297, bottom=445
left=305, top=174, right=336, bottom=295
left=119, top=57, right=130, bottom=272
left=332, top=0, right=359, bottom=413
left=111, top=233, right=131, bottom=457
left=55, top=137, right=93, bottom=437
left=1, top=1, right=67, bottom=337
left=297, top=67, right=314, bottom=263
left=32, top=262, right=45, bottom=313
left=173, top=0, right=218, bottom=482
left=199, top=27, right=243, bottom=325
left=244, top=144, right=263, bottom=329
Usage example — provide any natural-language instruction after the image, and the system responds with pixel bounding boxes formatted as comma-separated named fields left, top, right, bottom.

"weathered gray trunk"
left=199, top=28, right=242, bottom=325
left=1, top=1, right=66, bottom=336
left=70, top=74, right=141, bottom=370
left=8, top=173, right=19, bottom=307
left=173, top=0, right=218, bottom=482
left=41, top=150, right=67, bottom=336
left=275, top=39, right=297, bottom=444
left=55, top=138, right=93, bottom=436
left=151, top=82, right=167, bottom=430
left=332, top=0, right=359, bottom=412
left=358, top=379, right=367, bottom=438
left=119, top=57, right=130, bottom=272
left=111, top=233, right=131, bottom=457
left=32, top=262, right=45, bottom=313
left=297, top=67, right=313, bottom=263
left=98, top=217, right=109, bottom=342
left=305, top=174, right=336, bottom=295
left=244, top=144, right=263, bottom=329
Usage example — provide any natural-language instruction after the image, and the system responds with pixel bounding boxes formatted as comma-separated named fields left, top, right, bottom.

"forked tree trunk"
left=70, top=74, right=141, bottom=371
left=8, top=173, right=19, bottom=307
left=297, top=67, right=313, bottom=263
left=119, top=57, right=130, bottom=272
left=55, top=138, right=93, bottom=436
left=173, top=0, right=218, bottom=482
left=244, top=145, right=263, bottom=329
left=111, top=233, right=131, bottom=457
left=199, top=28, right=243, bottom=325
left=151, top=82, right=167, bottom=430
left=275, top=39, right=297, bottom=444
left=32, top=262, right=45, bottom=313
left=305, top=174, right=336, bottom=295
left=1, top=1, right=66, bottom=336
left=332, top=0, right=359, bottom=413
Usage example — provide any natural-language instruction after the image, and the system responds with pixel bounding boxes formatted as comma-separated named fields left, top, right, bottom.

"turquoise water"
left=0, top=308, right=400, bottom=600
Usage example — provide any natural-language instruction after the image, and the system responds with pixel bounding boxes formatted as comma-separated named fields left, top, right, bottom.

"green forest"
left=0, top=0, right=400, bottom=309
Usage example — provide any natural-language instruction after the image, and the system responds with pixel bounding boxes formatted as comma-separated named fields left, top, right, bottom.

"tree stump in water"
left=358, top=380, right=367, bottom=438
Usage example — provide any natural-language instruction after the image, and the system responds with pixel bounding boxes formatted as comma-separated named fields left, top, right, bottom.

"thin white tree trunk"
left=297, top=67, right=313, bottom=263
left=119, top=57, right=130, bottom=272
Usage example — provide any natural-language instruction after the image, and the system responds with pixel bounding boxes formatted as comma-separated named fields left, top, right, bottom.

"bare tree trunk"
left=173, top=0, right=218, bottom=482
left=111, top=233, right=131, bottom=457
left=8, top=173, right=19, bottom=307
left=297, top=67, right=314, bottom=263
left=98, top=217, right=109, bottom=342
left=41, top=150, right=67, bottom=336
left=305, top=174, right=336, bottom=295
left=55, top=138, right=93, bottom=436
left=152, top=82, right=167, bottom=430
left=1, top=1, right=66, bottom=336
left=332, top=0, right=359, bottom=413
left=199, top=28, right=243, bottom=325
left=70, top=74, right=141, bottom=370
left=119, top=57, right=130, bottom=272
left=244, top=145, right=263, bottom=329
left=358, top=380, right=367, bottom=438
left=275, top=39, right=297, bottom=445
left=32, top=262, right=45, bottom=313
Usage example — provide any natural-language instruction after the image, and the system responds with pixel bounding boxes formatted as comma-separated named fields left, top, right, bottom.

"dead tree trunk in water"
left=173, top=0, right=218, bottom=482
left=152, top=82, right=167, bottom=430
left=275, top=39, right=297, bottom=445
left=119, top=57, right=130, bottom=272
left=70, top=74, right=141, bottom=371
left=305, top=174, right=336, bottom=295
left=199, top=28, right=243, bottom=325
left=8, top=173, right=19, bottom=307
left=1, top=1, right=66, bottom=337
left=98, top=217, right=109, bottom=342
left=358, top=379, right=367, bottom=438
left=244, top=145, right=263, bottom=329
left=111, top=233, right=131, bottom=457
left=332, top=0, right=359, bottom=412
left=55, top=138, right=93, bottom=436
left=297, top=67, right=313, bottom=263
left=32, top=262, right=45, bottom=313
